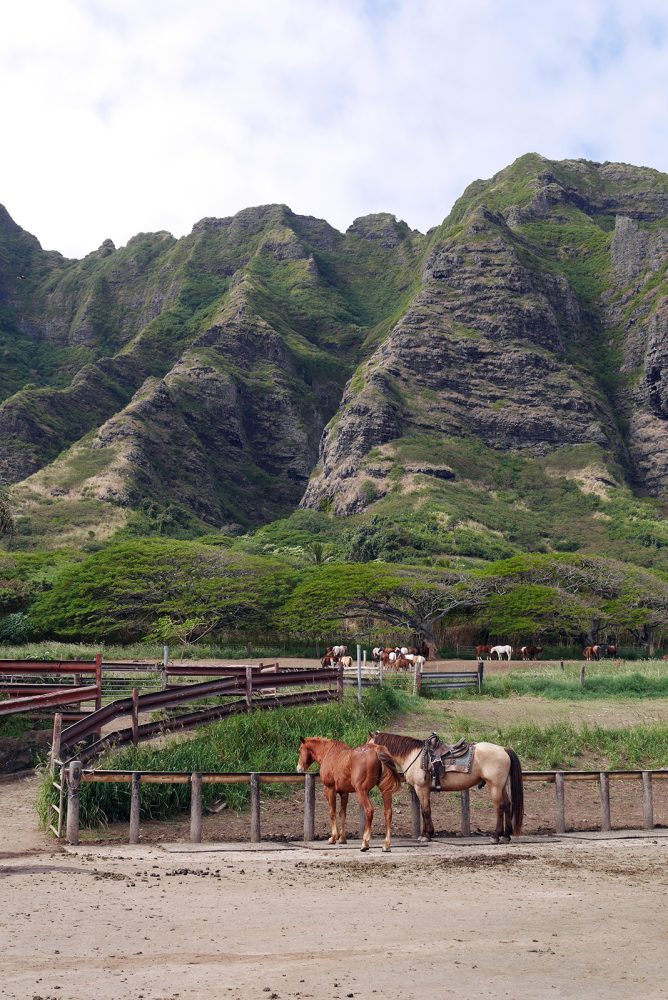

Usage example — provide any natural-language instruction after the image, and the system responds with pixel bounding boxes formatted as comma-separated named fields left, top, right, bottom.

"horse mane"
left=372, top=731, right=423, bottom=755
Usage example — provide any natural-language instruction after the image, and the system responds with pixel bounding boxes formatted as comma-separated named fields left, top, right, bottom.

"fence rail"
left=0, top=656, right=102, bottom=718
left=52, top=665, right=342, bottom=766
left=57, top=763, right=668, bottom=845
left=418, top=663, right=484, bottom=695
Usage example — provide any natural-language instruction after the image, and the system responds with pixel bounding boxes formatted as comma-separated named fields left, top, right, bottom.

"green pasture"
left=426, top=659, right=668, bottom=701
left=443, top=715, right=668, bottom=770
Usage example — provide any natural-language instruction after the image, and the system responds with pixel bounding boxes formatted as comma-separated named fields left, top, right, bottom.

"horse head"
left=296, top=737, right=316, bottom=773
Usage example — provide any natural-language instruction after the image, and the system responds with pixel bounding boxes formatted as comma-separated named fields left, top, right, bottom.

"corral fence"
left=46, top=663, right=342, bottom=836
left=51, top=664, right=342, bottom=767
left=0, top=656, right=102, bottom=720
left=57, top=763, right=668, bottom=845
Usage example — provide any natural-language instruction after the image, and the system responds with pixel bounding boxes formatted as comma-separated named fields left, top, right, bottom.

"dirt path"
left=2, top=838, right=667, bottom=1000
left=404, top=695, right=668, bottom=730
left=0, top=775, right=51, bottom=855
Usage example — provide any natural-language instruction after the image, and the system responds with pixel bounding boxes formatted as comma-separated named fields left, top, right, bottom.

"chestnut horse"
left=368, top=731, right=524, bottom=844
left=297, top=737, right=402, bottom=851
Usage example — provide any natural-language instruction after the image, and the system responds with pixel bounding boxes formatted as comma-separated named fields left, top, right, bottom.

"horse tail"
left=376, top=750, right=403, bottom=795
left=505, top=747, right=524, bottom=836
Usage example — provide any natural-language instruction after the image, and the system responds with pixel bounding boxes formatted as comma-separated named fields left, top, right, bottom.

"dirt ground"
left=2, top=823, right=667, bottom=1000
left=3, top=671, right=668, bottom=999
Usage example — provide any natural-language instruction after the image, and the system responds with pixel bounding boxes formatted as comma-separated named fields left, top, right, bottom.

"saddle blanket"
left=441, top=743, right=475, bottom=774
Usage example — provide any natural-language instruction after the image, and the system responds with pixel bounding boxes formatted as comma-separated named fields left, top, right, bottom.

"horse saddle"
left=422, top=733, right=475, bottom=789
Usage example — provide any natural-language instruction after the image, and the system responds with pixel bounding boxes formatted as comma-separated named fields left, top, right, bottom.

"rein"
left=402, top=747, right=424, bottom=776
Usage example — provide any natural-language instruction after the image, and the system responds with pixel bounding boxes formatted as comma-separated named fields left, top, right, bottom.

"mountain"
left=1, top=155, right=667, bottom=571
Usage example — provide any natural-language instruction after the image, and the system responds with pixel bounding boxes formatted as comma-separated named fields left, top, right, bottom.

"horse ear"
left=299, top=736, right=304, bottom=744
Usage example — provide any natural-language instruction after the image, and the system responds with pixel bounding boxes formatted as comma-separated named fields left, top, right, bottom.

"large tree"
left=277, top=563, right=505, bottom=640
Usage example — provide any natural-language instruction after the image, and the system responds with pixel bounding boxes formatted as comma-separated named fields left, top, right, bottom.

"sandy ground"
left=3, top=672, right=668, bottom=1000
left=2, top=832, right=668, bottom=1000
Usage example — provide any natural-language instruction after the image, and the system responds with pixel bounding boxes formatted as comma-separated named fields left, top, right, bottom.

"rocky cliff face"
left=1, top=156, right=667, bottom=547
left=303, top=156, right=668, bottom=514
left=1, top=202, right=423, bottom=537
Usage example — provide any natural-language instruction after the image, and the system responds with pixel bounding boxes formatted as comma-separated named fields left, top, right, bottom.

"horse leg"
left=337, top=791, right=349, bottom=844
left=324, top=786, right=339, bottom=844
left=381, top=789, right=393, bottom=852
left=356, top=789, right=374, bottom=851
left=502, top=789, right=513, bottom=843
left=416, top=783, right=434, bottom=841
left=489, top=782, right=504, bottom=844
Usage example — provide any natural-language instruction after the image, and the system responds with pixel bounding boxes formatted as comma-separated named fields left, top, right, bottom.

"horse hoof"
left=360, top=844, right=370, bottom=852
left=501, top=836, right=511, bottom=844
left=490, top=835, right=500, bottom=844
left=328, top=837, right=337, bottom=844
left=383, top=845, right=391, bottom=853
left=337, top=837, right=347, bottom=845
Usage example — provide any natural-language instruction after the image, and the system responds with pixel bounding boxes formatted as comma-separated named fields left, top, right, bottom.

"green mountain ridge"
left=0, top=155, right=666, bottom=582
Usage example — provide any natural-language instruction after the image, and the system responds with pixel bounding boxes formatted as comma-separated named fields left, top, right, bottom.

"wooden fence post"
left=410, top=786, right=421, bottom=840
left=245, top=666, right=253, bottom=709
left=94, top=653, right=103, bottom=737
left=579, top=665, right=586, bottom=687
left=161, top=645, right=169, bottom=690
left=190, top=773, right=203, bottom=843
left=131, top=687, right=139, bottom=746
left=250, top=773, right=261, bottom=843
left=129, top=772, right=141, bottom=844
left=336, top=664, right=344, bottom=703
left=460, top=789, right=471, bottom=836
left=378, top=656, right=384, bottom=687
left=303, top=773, right=316, bottom=842
left=356, top=644, right=362, bottom=707
left=50, top=713, right=62, bottom=774
left=555, top=772, right=566, bottom=834
left=642, top=771, right=654, bottom=830
left=94, top=653, right=102, bottom=711
left=599, top=772, right=611, bottom=832
left=477, top=661, right=484, bottom=693
left=66, top=760, right=81, bottom=845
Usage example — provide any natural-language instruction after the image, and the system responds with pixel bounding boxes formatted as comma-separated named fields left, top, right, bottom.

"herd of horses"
left=321, top=642, right=430, bottom=671
left=324, top=642, right=620, bottom=667
left=475, top=643, right=618, bottom=661
left=297, top=730, right=523, bottom=852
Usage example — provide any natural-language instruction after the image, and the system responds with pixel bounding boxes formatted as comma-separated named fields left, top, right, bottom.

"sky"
left=2, top=0, right=668, bottom=258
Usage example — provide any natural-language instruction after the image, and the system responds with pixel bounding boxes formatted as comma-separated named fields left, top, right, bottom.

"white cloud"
left=1, top=0, right=667, bottom=256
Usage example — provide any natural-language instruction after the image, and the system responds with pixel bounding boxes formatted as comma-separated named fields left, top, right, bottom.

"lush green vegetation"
left=36, top=686, right=405, bottom=828
left=451, top=715, right=668, bottom=770
left=425, top=660, right=668, bottom=702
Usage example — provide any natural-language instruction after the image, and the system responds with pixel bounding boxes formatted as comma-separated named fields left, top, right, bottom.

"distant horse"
left=490, top=644, right=513, bottom=661
left=519, top=645, right=543, bottom=660
left=297, top=737, right=402, bottom=851
left=369, top=731, right=524, bottom=844
left=475, top=644, right=492, bottom=659
left=332, top=644, right=348, bottom=657
left=339, top=655, right=353, bottom=669
left=321, top=652, right=340, bottom=667
left=605, top=644, right=617, bottom=658
left=583, top=645, right=600, bottom=661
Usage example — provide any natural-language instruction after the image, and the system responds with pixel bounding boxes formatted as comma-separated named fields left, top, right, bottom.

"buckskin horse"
left=297, top=737, right=403, bottom=851
left=368, top=731, right=524, bottom=844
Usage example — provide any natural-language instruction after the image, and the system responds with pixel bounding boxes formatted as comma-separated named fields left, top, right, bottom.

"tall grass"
left=426, top=660, right=668, bottom=701
left=451, top=715, right=668, bottom=770
left=37, top=687, right=405, bottom=829
left=0, top=639, right=324, bottom=662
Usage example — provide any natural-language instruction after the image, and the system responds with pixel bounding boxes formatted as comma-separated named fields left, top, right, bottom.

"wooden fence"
left=52, top=665, right=342, bottom=767
left=0, top=656, right=102, bottom=719
left=57, top=763, right=668, bottom=845
left=417, top=662, right=484, bottom=695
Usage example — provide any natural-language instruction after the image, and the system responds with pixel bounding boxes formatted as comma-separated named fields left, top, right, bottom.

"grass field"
left=427, top=659, right=668, bottom=701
